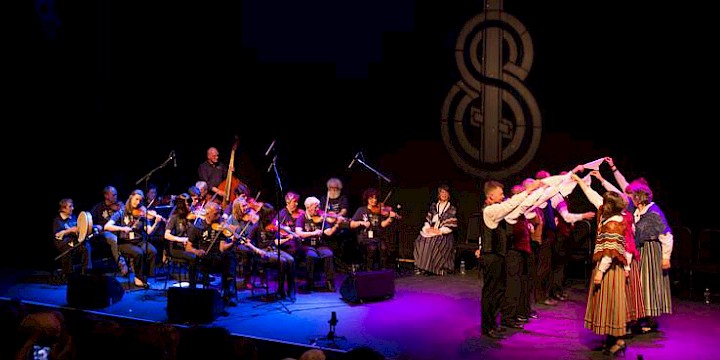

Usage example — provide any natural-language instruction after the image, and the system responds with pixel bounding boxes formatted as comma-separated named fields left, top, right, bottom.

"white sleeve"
left=557, top=205, right=586, bottom=224
left=659, top=232, right=674, bottom=260
left=483, top=191, right=529, bottom=229
left=624, top=252, right=632, bottom=271
left=597, top=256, right=612, bottom=273
left=612, top=168, right=629, bottom=192
left=505, top=187, right=545, bottom=222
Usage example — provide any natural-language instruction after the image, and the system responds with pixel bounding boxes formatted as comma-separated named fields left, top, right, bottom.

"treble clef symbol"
left=441, top=0, right=542, bottom=179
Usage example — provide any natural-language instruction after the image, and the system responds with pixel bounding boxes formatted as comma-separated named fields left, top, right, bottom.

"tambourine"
left=77, top=211, right=94, bottom=243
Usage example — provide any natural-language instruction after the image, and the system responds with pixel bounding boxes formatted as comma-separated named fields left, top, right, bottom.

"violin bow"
left=321, top=189, right=331, bottom=232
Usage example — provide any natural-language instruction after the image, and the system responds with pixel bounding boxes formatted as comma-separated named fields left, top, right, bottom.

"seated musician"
left=274, top=192, right=304, bottom=257
left=185, top=202, right=238, bottom=306
left=318, top=178, right=354, bottom=269
left=244, top=203, right=296, bottom=300
left=163, top=193, right=200, bottom=287
left=52, top=198, right=91, bottom=278
left=225, top=196, right=255, bottom=290
left=104, top=189, right=160, bottom=288
left=350, top=188, right=398, bottom=271
left=88, top=186, right=124, bottom=273
left=295, top=197, right=341, bottom=292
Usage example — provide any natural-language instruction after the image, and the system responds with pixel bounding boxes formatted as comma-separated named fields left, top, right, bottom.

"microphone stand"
left=351, top=152, right=391, bottom=197
left=348, top=153, right=396, bottom=271
left=253, top=153, right=291, bottom=314
left=132, top=152, right=173, bottom=298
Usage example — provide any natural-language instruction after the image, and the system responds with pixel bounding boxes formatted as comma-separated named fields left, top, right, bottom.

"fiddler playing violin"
left=103, top=189, right=160, bottom=288
left=350, top=188, right=399, bottom=271
left=243, top=202, right=297, bottom=299
left=183, top=202, right=239, bottom=304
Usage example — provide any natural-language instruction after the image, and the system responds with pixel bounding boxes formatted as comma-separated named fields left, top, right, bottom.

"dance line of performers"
left=475, top=157, right=674, bottom=356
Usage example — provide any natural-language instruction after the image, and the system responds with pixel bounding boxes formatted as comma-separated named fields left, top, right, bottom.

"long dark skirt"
left=414, top=233, right=454, bottom=275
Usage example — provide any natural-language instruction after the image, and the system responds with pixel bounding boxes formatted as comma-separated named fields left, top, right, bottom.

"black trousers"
left=481, top=253, right=506, bottom=333
left=502, top=250, right=529, bottom=321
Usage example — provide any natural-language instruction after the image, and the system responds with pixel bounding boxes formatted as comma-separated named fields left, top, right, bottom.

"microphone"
left=347, top=152, right=359, bottom=169
left=265, top=140, right=276, bottom=157
left=267, top=155, right=277, bottom=173
left=171, top=150, right=177, bottom=168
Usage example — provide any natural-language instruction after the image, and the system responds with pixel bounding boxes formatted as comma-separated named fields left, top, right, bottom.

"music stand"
left=132, top=151, right=174, bottom=297
left=251, top=151, right=291, bottom=314
left=310, top=311, right=347, bottom=348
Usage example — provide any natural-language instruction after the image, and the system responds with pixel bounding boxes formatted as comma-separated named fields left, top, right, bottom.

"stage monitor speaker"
left=340, top=269, right=395, bottom=303
left=167, top=287, right=223, bottom=323
left=66, top=273, right=124, bottom=309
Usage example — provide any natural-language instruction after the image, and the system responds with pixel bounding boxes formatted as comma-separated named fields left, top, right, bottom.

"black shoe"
left=516, top=315, right=529, bottom=323
left=500, top=321, right=524, bottom=329
left=223, top=298, right=237, bottom=307
left=527, top=311, right=539, bottom=319
left=554, top=293, right=568, bottom=301
left=494, top=326, right=507, bottom=333
left=483, top=329, right=506, bottom=339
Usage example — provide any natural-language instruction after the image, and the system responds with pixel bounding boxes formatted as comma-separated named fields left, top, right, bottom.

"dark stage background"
left=8, top=1, right=715, bottom=270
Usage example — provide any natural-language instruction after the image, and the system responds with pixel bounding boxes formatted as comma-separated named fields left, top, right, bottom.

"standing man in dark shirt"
left=198, top=147, right=229, bottom=202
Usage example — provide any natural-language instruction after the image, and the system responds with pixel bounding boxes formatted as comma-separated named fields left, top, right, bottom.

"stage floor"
left=2, top=268, right=719, bottom=360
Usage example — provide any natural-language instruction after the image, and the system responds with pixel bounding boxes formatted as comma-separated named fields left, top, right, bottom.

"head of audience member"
left=326, top=178, right=343, bottom=200
left=345, top=345, right=386, bottom=360
left=483, top=180, right=505, bottom=205
left=298, top=348, right=326, bottom=360
left=177, top=326, right=234, bottom=360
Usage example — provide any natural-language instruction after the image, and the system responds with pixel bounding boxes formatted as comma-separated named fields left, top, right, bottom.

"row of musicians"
left=55, top=186, right=398, bottom=303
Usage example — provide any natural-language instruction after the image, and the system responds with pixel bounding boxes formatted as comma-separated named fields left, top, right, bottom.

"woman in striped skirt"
left=627, top=179, right=673, bottom=333
left=413, top=184, right=457, bottom=275
left=584, top=191, right=628, bottom=355
left=575, top=171, right=646, bottom=330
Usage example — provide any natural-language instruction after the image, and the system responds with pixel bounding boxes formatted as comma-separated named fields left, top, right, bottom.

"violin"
left=211, top=222, right=234, bottom=237
left=311, top=210, right=346, bottom=224
left=370, top=203, right=402, bottom=219
left=241, top=209, right=259, bottom=223
left=265, top=222, right=298, bottom=238
left=131, top=207, right=165, bottom=222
